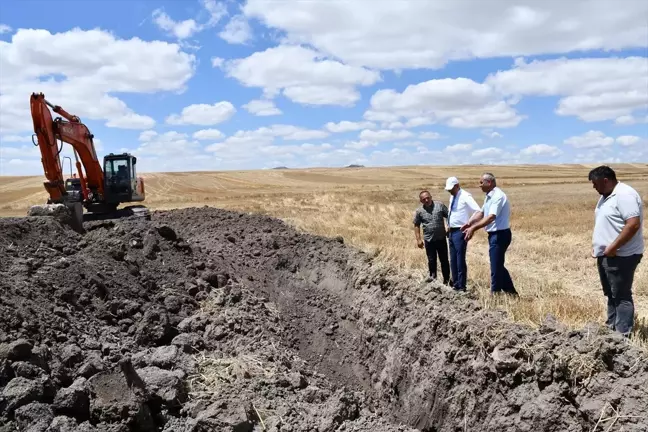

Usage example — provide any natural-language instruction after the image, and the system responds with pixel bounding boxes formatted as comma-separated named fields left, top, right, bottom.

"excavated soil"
left=0, top=206, right=647, bottom=432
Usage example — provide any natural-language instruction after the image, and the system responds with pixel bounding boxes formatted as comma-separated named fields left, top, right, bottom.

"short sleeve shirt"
left=593, top=182, right=644, bottom=257
left=413, top=201, right=448, bottom=241
left=481, top=187, right=511, bottom=232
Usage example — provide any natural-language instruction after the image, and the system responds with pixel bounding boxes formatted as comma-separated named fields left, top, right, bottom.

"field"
left=1, top=163, right=647, bottom=336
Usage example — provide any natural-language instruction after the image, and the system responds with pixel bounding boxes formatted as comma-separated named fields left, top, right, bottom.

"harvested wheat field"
left=1, top=164, right=647, bottom=431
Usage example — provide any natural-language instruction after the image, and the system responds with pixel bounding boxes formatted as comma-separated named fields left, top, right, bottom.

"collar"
left=485, top=187, right=498, bottom=199
left=602, top=182, right=622, bottom=201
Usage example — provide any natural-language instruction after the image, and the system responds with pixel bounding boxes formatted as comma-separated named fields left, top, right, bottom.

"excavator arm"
left=30, top=93, right=105, bottom=204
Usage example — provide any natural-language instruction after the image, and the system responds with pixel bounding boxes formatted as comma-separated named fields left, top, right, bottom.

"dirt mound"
left=0, top=207, right=647, bottom=431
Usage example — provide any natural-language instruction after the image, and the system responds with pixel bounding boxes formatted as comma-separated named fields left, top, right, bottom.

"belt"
left=448, top=227, right=462, bottom=232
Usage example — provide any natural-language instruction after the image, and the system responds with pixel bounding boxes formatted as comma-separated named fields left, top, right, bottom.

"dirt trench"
left=0, top=206, right=647, bottom=432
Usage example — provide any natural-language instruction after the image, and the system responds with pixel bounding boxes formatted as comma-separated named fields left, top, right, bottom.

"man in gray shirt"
left=589, top=166, right=644, bottom=337
left=414, top=190, right=451, bottom=285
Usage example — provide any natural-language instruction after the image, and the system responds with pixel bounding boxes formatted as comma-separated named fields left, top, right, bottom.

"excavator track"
left=83, top=205, right=151, bottom=222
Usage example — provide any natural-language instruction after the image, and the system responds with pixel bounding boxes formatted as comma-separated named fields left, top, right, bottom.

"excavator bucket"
left=28, top=202, right=85, bottom=233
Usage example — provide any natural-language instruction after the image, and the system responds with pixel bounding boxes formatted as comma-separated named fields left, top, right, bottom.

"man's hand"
left=460, top=223, right=471, bottom=232
left=417, top=239, right=424, bottom=249
left=603, top=245, right=617, bottom=257
left=464, top=227, right=475, bottom=241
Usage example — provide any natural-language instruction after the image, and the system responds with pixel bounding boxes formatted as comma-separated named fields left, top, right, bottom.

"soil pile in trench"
left=0, top=206, right=646, bottom=432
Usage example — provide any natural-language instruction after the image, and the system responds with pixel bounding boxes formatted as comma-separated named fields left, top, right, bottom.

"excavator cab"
left=103, top=153, right=145, bottom=205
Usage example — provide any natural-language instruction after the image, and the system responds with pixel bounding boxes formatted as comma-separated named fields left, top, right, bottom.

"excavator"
left=29, top=92, right=149, bottom=230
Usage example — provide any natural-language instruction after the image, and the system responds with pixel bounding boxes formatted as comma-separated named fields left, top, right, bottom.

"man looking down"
left=445, top=177, right=481, bottom=292
left=462, top=173, right=518, bottom=296
left=589, top=165, right=644, bottom=337
left=414, top=190, right=451, bottom=285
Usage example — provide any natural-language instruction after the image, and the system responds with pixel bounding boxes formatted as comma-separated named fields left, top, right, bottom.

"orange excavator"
left=29, top=92, right=149, bottom=227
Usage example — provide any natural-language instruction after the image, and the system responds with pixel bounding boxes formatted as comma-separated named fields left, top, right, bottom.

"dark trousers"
left=597, top=254, right=642, bottom=336
left=448, top=228, right=468, bottom=290
left=424, top=238, right=450, bottom=283
left=487, top=229, right=517, bottom=294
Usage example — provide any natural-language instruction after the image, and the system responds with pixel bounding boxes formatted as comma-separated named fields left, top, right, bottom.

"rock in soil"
left=0, top=207, right=647, bottom=431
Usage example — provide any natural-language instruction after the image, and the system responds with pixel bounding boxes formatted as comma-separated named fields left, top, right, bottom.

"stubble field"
left=1, top=163, right=647, bottom=340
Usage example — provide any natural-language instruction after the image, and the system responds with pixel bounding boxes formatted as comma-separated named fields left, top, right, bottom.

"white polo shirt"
left=481, top=187, right=511, bottom=232
left=593, top=182, right=644, bottom=257
left=448, top=189, right=482, bottom=228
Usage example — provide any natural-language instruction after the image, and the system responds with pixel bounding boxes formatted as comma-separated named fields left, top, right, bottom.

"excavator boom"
left=30, top=93, right=104, bottom=204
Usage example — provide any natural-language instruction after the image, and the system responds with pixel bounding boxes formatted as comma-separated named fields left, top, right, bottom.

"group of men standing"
left=414, top=172, right=517, bottom=296
left=413, top=166, right=644, bottom=337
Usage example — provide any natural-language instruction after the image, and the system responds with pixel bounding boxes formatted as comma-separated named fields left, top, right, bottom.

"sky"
left=0, top=0, right=647, bottom=175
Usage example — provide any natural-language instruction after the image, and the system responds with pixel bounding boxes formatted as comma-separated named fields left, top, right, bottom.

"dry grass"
left=1, top=163, right=647, bottom=342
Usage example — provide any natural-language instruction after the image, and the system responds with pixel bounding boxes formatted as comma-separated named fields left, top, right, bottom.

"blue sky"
left=0, top=0, right=647, bottom=175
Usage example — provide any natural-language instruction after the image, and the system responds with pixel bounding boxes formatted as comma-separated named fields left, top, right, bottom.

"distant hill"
left=345, top=164, right=365, bottom=168
left=272, top=166, right=289, bottom=170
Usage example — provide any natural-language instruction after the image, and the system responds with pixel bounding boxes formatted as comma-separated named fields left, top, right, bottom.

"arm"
left=604, top=194, right=642, bottom=256
left=464, top=195, right=503, bottom=240
left=460, top=193, right=485, bottom=231
left=413, top=210, right=424, bottom=248
left=605, top=217, right=641, bottom=256
left=414, top=224, right=424, bottom=248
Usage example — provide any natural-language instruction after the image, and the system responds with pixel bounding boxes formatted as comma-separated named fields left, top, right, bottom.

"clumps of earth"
left=0, top=207, right=646, bottom=432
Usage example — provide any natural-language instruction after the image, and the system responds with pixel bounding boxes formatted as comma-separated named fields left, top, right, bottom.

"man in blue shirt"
left=461, top=173, right=518, bottom=296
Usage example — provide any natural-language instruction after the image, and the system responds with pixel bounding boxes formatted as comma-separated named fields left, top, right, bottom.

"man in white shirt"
left=444, top=177, right=481, bottom=291
left=589, top=165, right=644, bottom=337
left=461, top=173, right=518, bottom=296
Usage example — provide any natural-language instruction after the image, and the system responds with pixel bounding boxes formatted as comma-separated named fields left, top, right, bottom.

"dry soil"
left=0, top=207, right=647, bottom=431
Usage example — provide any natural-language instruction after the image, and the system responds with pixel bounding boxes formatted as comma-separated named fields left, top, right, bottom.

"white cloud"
left=520, top=144, right=562, bottom=157
left=359, top=129, right=414, bottom=142
left=219, top=15, right=253, bottom=44
left=0, top=135, right=31, bottom=143
left=394, top=141, right=424, bottom=147
left=616, top=135, right=641, bottom=147
left=166, top=102, right=236, bottom=125
left=222, top=45, right=381, bottom=106
left=325, top=121, right=376, bottom=133
left=123, top=129, right=216, bottom=173
left=152, top=0, right=227, bottom=40
left=487, top=57, right=648, bottom=122
left=0, top=24, right=12, bottom=34
left=152, top=10, right=201, bottom=39
left=472, top=147, right=505, bottom=158
left=211, top=57, right=225, bottom=68
left=105, top=113, right=155, bottom=130
left=615, top=115, right=636, bottom=125
left=205, top=125, right=329, bottom=153
left=0, top=144, right=41, bottom=159
left=482, top=129, right=503, bottom=138
left=564, top=130, right=615, bottom=149
left=282, top=85, right=361, bottom=107
left=365, top=78, right=523, bottom=129
left=242, top=99, right=282, bottom=116
left=419, top=132, right=442, bottom=140
left=0, top=28, right=194, bottom=134
left=343, top=140, right=376, bottom=150
left=193, top=129, right=225, bottom=140
left=446, top=143, right=473, bottom=152
left=243, top=0, right=648, bottom=70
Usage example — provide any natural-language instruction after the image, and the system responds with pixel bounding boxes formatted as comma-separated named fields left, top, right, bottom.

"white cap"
left=445, top=176, right=459, bottom=190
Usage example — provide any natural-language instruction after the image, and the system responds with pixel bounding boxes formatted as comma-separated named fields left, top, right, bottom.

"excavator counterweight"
left=29, top=93, right=149, bottom=230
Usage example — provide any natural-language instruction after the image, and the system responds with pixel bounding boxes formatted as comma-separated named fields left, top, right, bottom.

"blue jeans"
left=487, top=229, right=517, bottom=295
left=448, top=228, right=467, bottom=290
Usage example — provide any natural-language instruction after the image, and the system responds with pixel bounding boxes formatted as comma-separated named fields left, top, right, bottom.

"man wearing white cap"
left=445, top=177, right=481, bottom=291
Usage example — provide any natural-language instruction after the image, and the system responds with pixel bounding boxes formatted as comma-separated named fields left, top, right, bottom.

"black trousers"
left=424, top=238, right=450, bottom=283
left=597, top=254, right=643, bottom=336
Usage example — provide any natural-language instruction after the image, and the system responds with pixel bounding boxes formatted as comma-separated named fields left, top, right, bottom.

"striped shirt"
left=413, top=201, right=449, bottom=241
